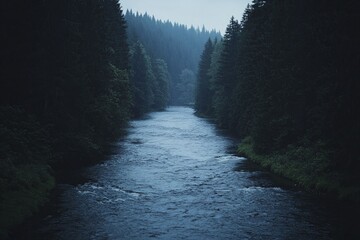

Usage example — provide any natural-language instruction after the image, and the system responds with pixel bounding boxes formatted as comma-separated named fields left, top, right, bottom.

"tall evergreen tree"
left=207, top=40, right=224, bottom=117
left=130, top=41, right=154, bottom=117
left=152, top=59, right=170, bottom=110
left=195, top=38, right=214, bottom=115
left=213, top=17, right=241, bottom=128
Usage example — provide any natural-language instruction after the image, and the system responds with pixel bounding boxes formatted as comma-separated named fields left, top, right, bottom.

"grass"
left=237, top=136, right=360, bottom=201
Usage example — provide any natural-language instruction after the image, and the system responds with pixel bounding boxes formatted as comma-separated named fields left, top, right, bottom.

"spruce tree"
left=153, top=59, right=170, bottom=110
left=213, top=17, right=241, bottom=128
left=195, top=38, right=214, bottom=115
left=130, top=42, right=154, bottom=117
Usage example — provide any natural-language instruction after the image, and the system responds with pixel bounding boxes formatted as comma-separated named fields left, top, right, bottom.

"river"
left=21, top=107, right=358, bottom=239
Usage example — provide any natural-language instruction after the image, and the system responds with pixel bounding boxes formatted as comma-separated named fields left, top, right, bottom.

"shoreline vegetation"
left=237, top=137, right=360, bottom=201
left=0, top=165, right=55, bottom=239
left=194, top=1, right=359, bottom=203
left=1, top=0, right=131, bottom=235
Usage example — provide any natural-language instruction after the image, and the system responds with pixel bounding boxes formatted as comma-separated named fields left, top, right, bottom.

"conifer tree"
left=195, top=38, right=214, bottom=115
left=130, top=42, right=154, bottom=117
left=214, top=17, right=241, bottom=128
left=153, top=59, right=170, bottom=110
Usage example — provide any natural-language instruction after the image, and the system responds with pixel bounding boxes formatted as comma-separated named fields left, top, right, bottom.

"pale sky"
left=120, top=0, right=253, bottom=34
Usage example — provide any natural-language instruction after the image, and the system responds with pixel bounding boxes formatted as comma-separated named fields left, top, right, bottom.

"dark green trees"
left=152, top=59, right=170, bottom=110
left=129, top=42, right=170, bottom=117
left=125, top=11, right=221, bottom=105
left=195, top=39, right=214, bottom=115
left=195, top=0, right=360, bottom=199
left=77, top=0, right=131, bottom=150
left=176, top=69, right=196, bottom=106
left=44, top=0, right=132, bottom=160
left=214, top=17, right=241, bottom=128
left=130, top=42, right=155, bottom=117
left=1, top=0, right=131, bottom=235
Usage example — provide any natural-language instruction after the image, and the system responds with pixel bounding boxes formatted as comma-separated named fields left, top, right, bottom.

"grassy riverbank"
left=237, top=137, right=360, bottom=201
left=0, top=164, right=54, bottom=239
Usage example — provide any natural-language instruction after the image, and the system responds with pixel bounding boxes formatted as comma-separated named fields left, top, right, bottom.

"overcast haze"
left=121, top=0, right=252, bottom=34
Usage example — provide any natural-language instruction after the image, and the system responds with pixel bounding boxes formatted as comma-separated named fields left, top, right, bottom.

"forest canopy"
left=195, top=0, right=360, bottom=199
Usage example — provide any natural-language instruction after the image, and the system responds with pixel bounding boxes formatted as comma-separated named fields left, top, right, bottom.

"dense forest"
left=0, top=1, right=220, bottom=237
left=126, top=11, right=221, bottom=105
left=0, top=0, right=132, bottom=237
left=1, top=0, right=360, bottom=238
left=195, top=0, right=360, bottom=199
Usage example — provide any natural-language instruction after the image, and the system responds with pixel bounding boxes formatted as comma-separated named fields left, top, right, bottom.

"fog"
left=121, top=0, right=252, bottom=34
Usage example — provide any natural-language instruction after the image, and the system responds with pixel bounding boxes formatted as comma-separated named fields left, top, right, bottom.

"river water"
left=23, top=107, right=358, bottom=239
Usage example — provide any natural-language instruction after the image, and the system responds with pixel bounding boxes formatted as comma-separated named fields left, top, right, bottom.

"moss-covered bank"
left=237, top=137, right=360, bottom=201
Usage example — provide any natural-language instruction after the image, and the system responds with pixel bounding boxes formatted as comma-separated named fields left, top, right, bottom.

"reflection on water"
left=24, top=107, right=359, bottom=239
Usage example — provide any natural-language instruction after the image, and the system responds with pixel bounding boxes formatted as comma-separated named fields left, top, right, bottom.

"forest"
left=1, top=0, right=359, bottom=238
left=0, top=1, right=132, bottom=236
left=0, top=0, right=219, bottom=237
left=195, top=0, right=360, bottom=199
left=125, top=11, right=221, bottom=106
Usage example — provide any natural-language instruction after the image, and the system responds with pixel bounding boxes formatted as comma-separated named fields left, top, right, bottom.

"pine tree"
left=130, top=41, right=154, bottom=117
left=153, top=59, right=170, bottom=110
left=195, top=38, right=214, bottom=115
left=213, top=17, right=241, bottom=128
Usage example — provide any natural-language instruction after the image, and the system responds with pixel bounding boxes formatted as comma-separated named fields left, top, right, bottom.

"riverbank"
left=0, top=164, right=54, bottom=239
left=0, top=103, right=129, bottom=239
left=237, top=137, right=360, bottom=202
left=0, top=143, right=121, bottom=239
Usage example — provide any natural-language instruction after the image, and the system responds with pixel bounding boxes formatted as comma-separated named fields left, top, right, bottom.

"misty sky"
left=120, top=0, right=252, bottom=34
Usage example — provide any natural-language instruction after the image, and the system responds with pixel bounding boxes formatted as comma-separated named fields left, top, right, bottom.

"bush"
left=0, top=106, right=54, bottom=238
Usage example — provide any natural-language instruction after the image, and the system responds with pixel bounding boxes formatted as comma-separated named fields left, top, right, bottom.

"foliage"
left=0, top=164, right=55, bottom=239
left=195, top=0, right=360, bottom=199
left=213, top=17, right=241, bottom=128
left=125, top=11, right=221, bottom=105
left=129, top=42, right=171, bottom=116
left=176, top=69, right=196, bottom=106
left=1, top=0, right=131, bottom=235
left=0, top=107, right=51, bottom=166
left=0, top=107, right=55, bottom=238
left=152, top=59, right=171, bottom=110
left=130, top=41, right=155, bottom=117
left=195, top=38, right=215, bottom=115
left=238, top=137, right=360, bottom=201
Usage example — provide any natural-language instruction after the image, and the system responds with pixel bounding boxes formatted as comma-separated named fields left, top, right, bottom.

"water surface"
left=25, top=107, right=358, bottom=239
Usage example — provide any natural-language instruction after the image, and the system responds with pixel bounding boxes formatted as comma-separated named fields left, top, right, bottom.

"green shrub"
left=0, top=107, right=55, bottom=237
